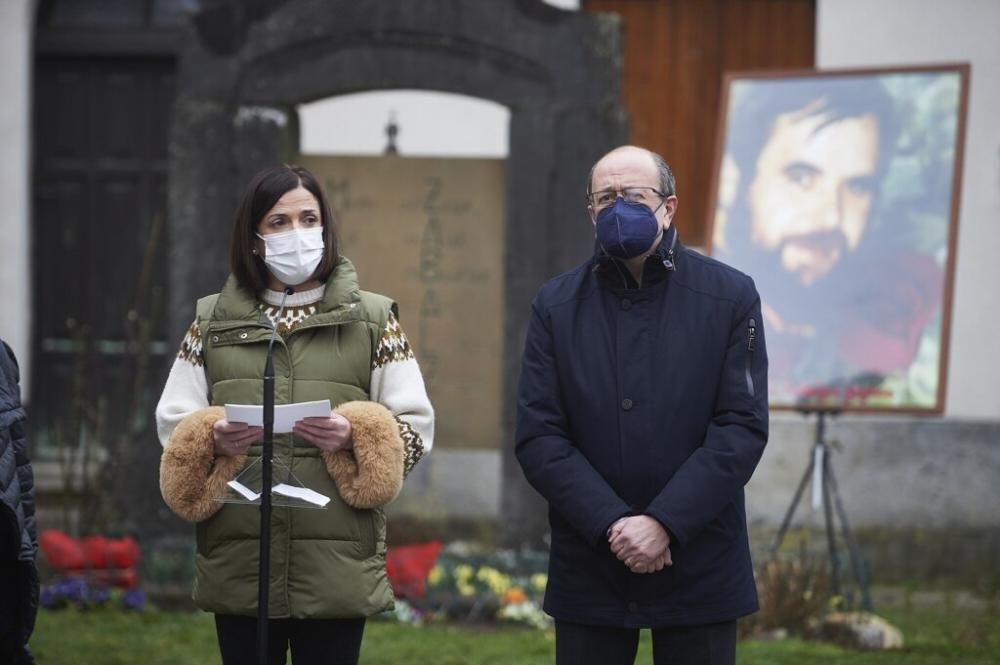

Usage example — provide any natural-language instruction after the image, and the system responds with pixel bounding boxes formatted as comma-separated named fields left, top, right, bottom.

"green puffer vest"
left=194, top=257, right=395, bottom=618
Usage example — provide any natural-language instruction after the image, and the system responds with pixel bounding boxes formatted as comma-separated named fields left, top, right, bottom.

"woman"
left=155, top=164, right=434, bottom=665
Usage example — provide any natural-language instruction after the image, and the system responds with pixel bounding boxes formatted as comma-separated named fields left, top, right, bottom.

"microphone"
left=258, top=282, right=294, bottom=664
left=265, top=285, right=295, bottom=356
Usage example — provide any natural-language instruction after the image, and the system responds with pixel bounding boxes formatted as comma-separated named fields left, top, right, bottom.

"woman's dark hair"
left=230, top=164, right=339, bottom=292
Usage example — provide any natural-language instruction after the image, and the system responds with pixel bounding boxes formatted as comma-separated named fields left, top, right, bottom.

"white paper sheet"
left=225, top=480, right=330, bottom=507
left=272, top=483, right=331, bottom=507
left=227, top=480, right=261, bottom=501
left=224, top=399, right=332, bottom=433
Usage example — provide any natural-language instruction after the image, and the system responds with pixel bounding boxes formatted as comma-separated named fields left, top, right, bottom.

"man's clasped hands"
left=609, top=515, right=672, bottom=574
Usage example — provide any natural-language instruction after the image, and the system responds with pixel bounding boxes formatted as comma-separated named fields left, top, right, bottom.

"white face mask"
left=256, top=227, right=325, bottom=286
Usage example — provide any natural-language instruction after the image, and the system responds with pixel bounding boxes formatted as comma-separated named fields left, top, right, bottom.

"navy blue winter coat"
left=516, top=232, right=768, bottom=628
left=1, top=340, right=38, bottom=664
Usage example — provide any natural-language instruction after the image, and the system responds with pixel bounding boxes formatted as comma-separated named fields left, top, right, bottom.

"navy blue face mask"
left=595, top=198, right=663, bottom=259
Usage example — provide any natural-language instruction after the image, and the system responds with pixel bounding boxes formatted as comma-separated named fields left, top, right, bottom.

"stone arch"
left=169, top=0, right=627, bottom=544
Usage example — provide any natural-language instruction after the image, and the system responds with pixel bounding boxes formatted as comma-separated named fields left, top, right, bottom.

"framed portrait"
left=706, top=64, right=969, bottom=413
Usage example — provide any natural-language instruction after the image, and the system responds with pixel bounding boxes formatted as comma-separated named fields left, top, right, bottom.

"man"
left=0, top=340, right=38, bottom=665
left=713, top=78, right=940, bottom=406
left=516, top=146, right=768, bottom=664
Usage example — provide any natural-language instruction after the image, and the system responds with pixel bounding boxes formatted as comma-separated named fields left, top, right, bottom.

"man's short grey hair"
left=651, top=152, right=676, bottom=197
left=586, top=147, right=677, bottom=198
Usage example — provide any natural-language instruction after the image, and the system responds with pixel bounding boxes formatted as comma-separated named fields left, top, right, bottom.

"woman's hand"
left=213, top=419, right=263, bottom=457
left=294, top=414, right=353, bottom=453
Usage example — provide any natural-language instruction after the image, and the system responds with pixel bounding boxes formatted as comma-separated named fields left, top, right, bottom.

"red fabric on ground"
left=386, top=541, right=443, bottom=600
left=40, top=530, right=141, bottom=587
left=39, top=529, right=86, bottom=571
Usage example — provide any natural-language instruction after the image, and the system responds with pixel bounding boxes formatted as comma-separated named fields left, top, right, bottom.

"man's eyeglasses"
left=587, top=186, right=667, bottom=211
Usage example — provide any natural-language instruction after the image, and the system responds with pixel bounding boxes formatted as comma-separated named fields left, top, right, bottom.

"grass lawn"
left=31, top=606, right=1000, bottom=664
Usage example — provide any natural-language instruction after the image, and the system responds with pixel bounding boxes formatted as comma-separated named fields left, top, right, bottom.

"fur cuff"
left=159, top=406, right=245, bottom=523
left=324, top=401, right=405, bottom=508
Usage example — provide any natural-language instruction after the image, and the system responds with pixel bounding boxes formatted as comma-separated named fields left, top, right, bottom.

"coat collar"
left=213, top=256, right=364, bottom=326
left=592, top=225, right=679, bottom=289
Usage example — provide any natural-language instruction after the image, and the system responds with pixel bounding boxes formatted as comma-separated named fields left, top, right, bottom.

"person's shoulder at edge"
left=0, top=342, right=19, bottom=410
left=531, top=258, right=600, bottom=311
left=673, top=244, right=758, bottom=304
left=356, top=289, right=393, bottom=308
left=355, top=289, right=406, bottom=334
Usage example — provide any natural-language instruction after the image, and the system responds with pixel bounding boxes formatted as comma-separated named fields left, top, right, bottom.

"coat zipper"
left=745, top=318, right=756, bottom=397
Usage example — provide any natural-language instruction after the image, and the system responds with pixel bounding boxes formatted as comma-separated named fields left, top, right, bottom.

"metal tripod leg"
left=769, top=410, right=872, bottom=611
left=768, top=452, right=815, bottom=559
left=826, top=459, right=874, bottom=610
left=821, top=451, right=842, bottom=604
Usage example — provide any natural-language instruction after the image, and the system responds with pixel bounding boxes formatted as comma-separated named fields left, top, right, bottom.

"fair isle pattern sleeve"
left=370, top=311, right=434, bottom=476
left=177, top=320, right=204, bottom=366
left=395, top=416, right=425, bottom=477
left=155, top=319, right=211, bottom=447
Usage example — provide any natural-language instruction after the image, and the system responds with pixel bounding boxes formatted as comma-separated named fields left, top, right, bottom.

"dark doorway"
left=32, top=55, right=175, bottom=439
left=31, top=2, right=179, bottom=535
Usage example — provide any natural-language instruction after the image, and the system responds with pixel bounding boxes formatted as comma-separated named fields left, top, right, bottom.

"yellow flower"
left=455, top=564, right=473, bottom=583
left=427, top=565, right=444, bottom=587
left=457, top=582, right=476, bottom=597
left=491, top=576, right=511, bottom=596
left=476, top=566, right=498, bottom=582
left=474, top=567, right=511, bottom=596
left=530, top=573, right=548, bottom=593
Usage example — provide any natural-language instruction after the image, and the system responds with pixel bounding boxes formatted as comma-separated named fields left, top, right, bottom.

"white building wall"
left=817, top=0, right=1000, bottom=420
left=0, top=0, right=34, bottom=393
left=299, top=90, right=510, bottom=158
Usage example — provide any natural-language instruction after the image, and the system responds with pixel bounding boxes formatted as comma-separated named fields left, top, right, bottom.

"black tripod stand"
left=768, top=410, right=873, bottom=610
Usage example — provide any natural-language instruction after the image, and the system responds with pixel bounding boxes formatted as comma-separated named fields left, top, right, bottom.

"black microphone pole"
left=258, top=286, right=293, bottom=665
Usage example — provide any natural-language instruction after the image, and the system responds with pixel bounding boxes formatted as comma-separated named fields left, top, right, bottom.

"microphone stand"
left=258, top=286, right=293, bottom=665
